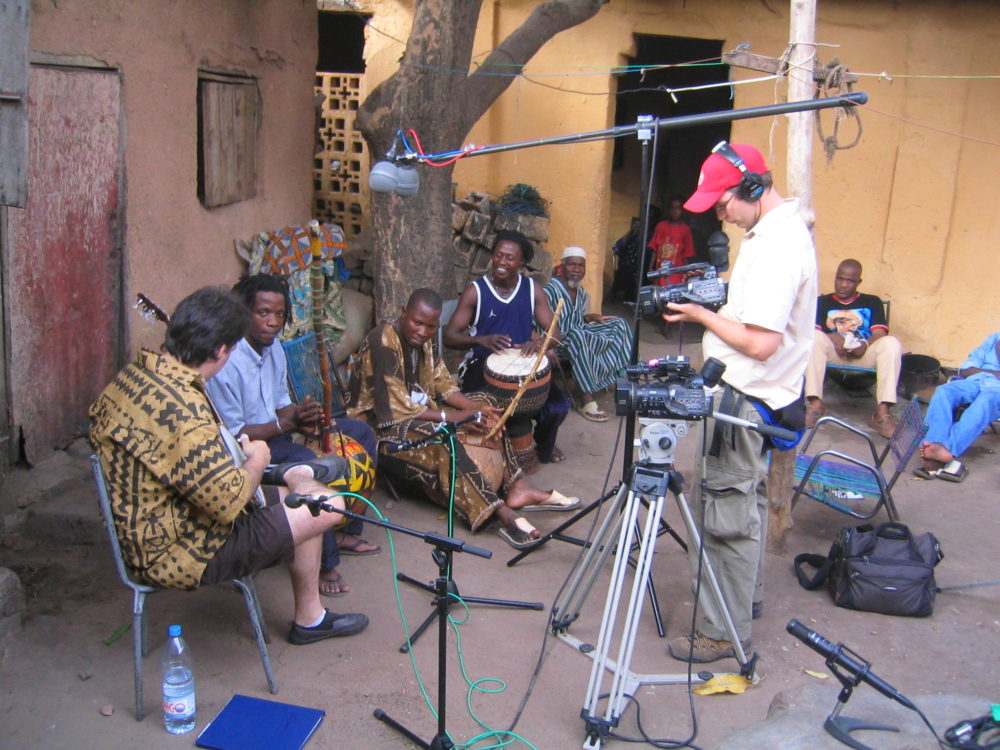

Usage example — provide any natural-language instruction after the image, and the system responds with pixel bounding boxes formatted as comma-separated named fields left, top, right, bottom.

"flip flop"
left=263, top=455, right=348, bottom=486
left=579, top=401, right=609, bottom=423
left=336, top=535, right=381, bottom=556
left=914, top=459, right=968, bottom=483
left=496, top=518, right=540, bottom=550
left=522, top=489, right=581, bottom=512
left=318, top=571, right=350, bottom=598
left=933, top=459, right=968, bottom=483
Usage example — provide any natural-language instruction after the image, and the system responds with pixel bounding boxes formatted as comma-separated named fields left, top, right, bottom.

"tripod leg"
left=674, top=490, right=750, bottom=665
left=603, top=494, right=665, bottom=725
left=582, top=488, right=644, bottom=719
left=399, top=605, right=440, bottom=653
left=552, top=483, right=630, bottom=630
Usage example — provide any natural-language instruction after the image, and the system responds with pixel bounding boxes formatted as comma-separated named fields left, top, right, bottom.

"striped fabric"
left=543, top=277, right=633, bottom=394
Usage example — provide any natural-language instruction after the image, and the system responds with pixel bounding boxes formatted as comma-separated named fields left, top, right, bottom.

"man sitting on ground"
left=916, top=331, right=999, bottom=482
left=544, top=246, right=633, bottom=422
left=805, top=258, right=902, bottom=437
left=349, top=288, right=580, bottom=550
left=89, top=286, right=368, bottom=644
left=206, top=273, right=381, bottom=599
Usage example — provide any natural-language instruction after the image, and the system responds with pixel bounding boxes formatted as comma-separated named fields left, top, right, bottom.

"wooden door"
left=5, top=65, right=122, bottom=462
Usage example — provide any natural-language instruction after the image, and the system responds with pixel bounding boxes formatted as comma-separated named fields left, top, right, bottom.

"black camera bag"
left=794, top=522, right=943, bottom=617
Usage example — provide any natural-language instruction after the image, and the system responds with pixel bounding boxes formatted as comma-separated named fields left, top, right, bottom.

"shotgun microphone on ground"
left=786, top=619, right=915, bottom=710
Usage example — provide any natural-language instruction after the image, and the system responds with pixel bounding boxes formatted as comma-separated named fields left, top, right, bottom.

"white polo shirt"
left=702, top=198, right=817, bottom=410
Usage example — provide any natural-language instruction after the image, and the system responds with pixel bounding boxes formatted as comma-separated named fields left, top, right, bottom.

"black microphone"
left=438, top=412, right=481, bottom=431
left=786, top=620, right=915, bottom=710
left=707, top=230, right=730, bottom=272
left=284, top=492, right=309, bottom=509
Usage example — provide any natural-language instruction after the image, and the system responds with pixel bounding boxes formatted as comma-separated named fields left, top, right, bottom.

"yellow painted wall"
left=360, top=0, right=1000, bottom=367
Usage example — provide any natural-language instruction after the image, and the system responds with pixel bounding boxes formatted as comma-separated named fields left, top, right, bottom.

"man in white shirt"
left=662, top=142, right=816, bottom=663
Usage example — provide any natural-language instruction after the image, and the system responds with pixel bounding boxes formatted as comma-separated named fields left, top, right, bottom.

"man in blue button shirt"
left=207, top=274, right=380, bottom=598
left=917, top=331, right=1000, bottom=482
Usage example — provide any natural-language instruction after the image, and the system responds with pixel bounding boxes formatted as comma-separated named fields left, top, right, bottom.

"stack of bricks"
left=451, top=190, right=553, bottom=293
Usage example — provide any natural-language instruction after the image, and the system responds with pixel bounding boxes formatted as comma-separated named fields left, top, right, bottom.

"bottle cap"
left=168, top=624, right=182, bottom=637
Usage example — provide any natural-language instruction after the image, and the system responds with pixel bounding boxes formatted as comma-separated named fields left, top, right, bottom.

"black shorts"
left=200, top=498, right=295, bottom=586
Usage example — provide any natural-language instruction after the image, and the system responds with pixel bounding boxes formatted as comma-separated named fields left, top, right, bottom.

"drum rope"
left=483, top=298, right=564, bottom=441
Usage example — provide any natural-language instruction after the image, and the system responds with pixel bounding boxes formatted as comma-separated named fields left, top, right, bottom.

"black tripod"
left=384, top=421, right=543, bottom=653
left=283, top=494, right=490, bottom=750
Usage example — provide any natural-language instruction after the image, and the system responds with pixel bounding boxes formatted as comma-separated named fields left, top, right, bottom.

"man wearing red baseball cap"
left=663, top=142, right=817, bottom=664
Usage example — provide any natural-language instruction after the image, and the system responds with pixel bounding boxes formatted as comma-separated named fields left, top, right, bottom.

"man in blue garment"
left=207, top=274, right=380, bottom=598
left=916, top=331, right=999, bottom=482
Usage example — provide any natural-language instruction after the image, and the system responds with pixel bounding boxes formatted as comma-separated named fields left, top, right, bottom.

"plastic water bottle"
left=161, top=624, right=196, bottom=734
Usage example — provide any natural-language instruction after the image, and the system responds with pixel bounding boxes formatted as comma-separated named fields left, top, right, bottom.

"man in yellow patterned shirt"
left=90, top=287, right=368, bottom=645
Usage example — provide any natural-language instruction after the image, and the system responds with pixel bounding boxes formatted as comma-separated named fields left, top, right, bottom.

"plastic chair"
left=90, top=455, right=277, bottom=721
left=791, top=397, right=926, bottom=522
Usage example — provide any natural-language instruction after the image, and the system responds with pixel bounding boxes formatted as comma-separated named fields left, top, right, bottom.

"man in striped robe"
left=544, top=247, right=633, bottom=422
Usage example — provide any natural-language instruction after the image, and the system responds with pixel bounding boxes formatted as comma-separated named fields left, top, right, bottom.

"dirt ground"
left=1, top=318, right=997, bottom=750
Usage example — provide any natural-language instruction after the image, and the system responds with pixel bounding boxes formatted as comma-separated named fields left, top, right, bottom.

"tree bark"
left=355, top=0, right=606, bottom=318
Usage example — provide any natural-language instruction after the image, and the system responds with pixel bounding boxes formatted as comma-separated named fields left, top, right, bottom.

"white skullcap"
left=561, top=246, right=587, bottom=261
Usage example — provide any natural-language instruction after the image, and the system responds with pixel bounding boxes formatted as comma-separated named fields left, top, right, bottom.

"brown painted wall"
left=29, top=0, right=318, bottom=355
left=362, top=0, right=1000, bottom=367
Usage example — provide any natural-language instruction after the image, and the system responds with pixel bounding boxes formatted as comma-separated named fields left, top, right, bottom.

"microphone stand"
left=384, top=419, right=544, bottom=653
left=284, top=495, right=487, bottom=750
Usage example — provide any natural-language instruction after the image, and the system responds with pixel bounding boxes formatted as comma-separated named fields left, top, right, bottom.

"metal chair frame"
left=791, top=397, right=926, bottom=522
left=90, top=455, right=277, bottom=721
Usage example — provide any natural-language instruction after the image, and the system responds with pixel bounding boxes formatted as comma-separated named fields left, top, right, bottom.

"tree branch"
left=456, top=0, right=606, bottom=132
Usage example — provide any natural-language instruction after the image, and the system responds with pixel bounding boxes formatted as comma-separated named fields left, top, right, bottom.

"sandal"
left=496, top=517, right=540, bottom=550
left=522, top=489, right=581, bottom=512
left=336, top=534, right=381, bottom=556
left=915, top=459, right=967, bottom=483
left=869, top=414, right=898, bottom=439
left=318, top=570, right=350, bottom=598
left=538, top=447, right=566, bottom=464
left=579, top=401, right=609, bottom=423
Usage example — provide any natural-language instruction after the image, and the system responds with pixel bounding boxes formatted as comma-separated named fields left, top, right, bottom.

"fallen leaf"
left=804, top=669, right=829, bottom=679
left=693, top=675, right=755, bottom=695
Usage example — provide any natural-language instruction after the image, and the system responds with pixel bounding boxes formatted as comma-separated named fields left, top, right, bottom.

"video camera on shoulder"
left=615, top=356, right=725, bottom=420
left=636, top=231, right=730, bottom=315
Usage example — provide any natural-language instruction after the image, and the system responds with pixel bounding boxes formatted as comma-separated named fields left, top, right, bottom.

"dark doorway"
left=317, top=11, right=369, bottom=73
left=611, top=34, right=732, bottom=263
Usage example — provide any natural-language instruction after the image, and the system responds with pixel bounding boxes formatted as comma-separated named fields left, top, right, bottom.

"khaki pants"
left=805, top=331, right=902, bottom=405
left=688, top=398, right=768, bottom=643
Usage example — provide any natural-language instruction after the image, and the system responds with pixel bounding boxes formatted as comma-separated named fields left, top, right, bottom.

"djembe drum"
left=482, top=349, right=552, bottom=475
left=307, top=431, right=375, bottom=526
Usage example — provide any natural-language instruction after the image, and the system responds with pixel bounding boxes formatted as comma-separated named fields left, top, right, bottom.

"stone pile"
left=451, top=190, right=553, bottom=292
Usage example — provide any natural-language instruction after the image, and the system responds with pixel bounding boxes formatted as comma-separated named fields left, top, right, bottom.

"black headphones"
left=712, top=141, right=766, bottom=203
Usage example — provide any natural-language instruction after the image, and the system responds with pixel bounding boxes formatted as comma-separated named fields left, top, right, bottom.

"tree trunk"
left=355, top=0, right=606, bottom=318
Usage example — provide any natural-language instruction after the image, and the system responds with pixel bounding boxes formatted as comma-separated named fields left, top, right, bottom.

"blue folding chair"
left=791, top=397, right=926, bottom=522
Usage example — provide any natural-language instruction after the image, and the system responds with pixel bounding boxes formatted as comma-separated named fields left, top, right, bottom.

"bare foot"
left=505, top=478, right=555, bottom=509
left=920, top=441, right=953, bottom=468
left=318, top=569, right=350, bottom=597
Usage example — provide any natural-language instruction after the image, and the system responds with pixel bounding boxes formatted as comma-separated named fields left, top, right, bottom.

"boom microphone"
left=786, top=620, right=915, bottom=710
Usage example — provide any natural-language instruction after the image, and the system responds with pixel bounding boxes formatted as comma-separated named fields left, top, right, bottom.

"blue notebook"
left=196, top=694, right=325, bottom=750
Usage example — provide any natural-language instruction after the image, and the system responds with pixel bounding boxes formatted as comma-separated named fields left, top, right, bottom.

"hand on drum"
left=519, top=335, right=545, bottom=356
left=479, top=333, right=513, bottom=353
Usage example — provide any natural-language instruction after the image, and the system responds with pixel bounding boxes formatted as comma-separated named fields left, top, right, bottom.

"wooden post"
left=767, top=0, right=817, bottom=553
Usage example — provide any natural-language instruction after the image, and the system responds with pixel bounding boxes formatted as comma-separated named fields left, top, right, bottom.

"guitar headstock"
left=134, top=293, right=169, bottom=324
